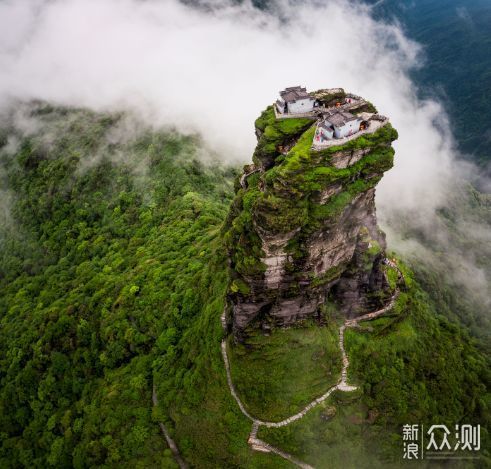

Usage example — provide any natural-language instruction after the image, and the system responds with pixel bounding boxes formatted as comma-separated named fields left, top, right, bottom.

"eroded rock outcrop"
left=224, top=91, right=398, bottom=338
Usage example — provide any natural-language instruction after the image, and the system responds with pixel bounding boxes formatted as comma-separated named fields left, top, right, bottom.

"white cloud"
left=456, top=6, right=472, bottom=24
left=0, top=0, right=488, bottom=299
left=0, top=0, right=451, bottom=207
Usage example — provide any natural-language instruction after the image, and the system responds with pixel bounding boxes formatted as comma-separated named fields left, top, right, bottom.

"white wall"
left=334, top=118, right=362, bottom=138
left=287, top=98, right=314, bottom=114
left=314, top=126, right=334, bottom=143
left=276, top=99, right=286, bottom=114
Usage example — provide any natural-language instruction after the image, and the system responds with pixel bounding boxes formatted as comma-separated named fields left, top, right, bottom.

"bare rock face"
left=331, top=148, right=371, bottom=169
left=224, top=95, right=398, bottom=338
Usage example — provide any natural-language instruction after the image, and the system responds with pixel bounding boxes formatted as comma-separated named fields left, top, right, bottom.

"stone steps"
left=221, top=273, right=399, bottom=468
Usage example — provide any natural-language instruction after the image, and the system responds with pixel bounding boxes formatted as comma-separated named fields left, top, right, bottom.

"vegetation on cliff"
left=225, top=102, right=398, bottom=331
left=0, top=105, right=489, bottom=467
left=253, top=107, right=314, bottom=170
left=226, top=107, right=396, bottom=264
left=258, top=260, right=491, bottom=466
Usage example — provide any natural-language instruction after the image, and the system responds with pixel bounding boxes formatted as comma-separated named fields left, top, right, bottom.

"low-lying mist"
left=0, top=0, right=489, bottom=308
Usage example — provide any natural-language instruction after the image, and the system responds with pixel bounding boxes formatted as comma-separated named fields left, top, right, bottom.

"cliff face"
left=224, top=92, right=398, bottom=337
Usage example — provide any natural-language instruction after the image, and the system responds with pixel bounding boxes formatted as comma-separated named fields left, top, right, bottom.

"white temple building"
left=314, top=111, right=363, bottom=143
left=275, top=86, right=316, bottom=115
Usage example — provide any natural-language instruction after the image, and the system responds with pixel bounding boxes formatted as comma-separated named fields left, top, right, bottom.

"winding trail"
left=221, top=259, right=402, bottom=468
left=239, top=166, right=260, bottom=190
left=152, top=385, right=188, bottom=469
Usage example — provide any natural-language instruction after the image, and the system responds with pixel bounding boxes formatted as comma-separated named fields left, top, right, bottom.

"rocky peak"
left=223, top=89, right=398, bottom=339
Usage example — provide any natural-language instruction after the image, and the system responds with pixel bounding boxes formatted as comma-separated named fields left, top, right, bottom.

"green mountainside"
left=0, top=105, right=489, bottom=467
left=367, top=0, right=491, bottom=166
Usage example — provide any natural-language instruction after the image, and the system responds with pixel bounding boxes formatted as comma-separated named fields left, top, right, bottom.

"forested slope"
left=0, top=104, right=243, bottom=467
left=0, top=105, right=489, bottom=467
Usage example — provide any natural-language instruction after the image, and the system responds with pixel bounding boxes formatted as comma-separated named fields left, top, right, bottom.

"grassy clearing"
left=228, top=322, right=342, bottom=421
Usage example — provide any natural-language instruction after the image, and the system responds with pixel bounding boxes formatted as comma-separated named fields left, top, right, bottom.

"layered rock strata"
left=224, top=90, right=398, bottom=337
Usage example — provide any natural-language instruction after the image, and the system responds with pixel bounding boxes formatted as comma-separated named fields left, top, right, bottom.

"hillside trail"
left=152, top=385, right=188, bottom=469
left=221, top=258, right=402, bottom=468
left=239, top=166, right=260, bottom=189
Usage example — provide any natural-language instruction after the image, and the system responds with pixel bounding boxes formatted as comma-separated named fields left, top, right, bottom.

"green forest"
left=0, top=105, right=490, bottom=467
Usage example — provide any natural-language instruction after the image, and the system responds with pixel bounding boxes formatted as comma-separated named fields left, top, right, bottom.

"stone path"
left=152, top=385, right=188, bottom=469
left=239, top=166, right=260, bottom=190
left=221, top=259, right=401, bottom=468
left=154, top=259, right=402, bottom=468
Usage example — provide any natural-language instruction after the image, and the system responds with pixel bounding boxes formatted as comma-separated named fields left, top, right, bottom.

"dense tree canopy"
left=0, top=105, right=489, bottom=467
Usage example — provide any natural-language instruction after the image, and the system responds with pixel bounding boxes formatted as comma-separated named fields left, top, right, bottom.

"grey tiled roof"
left=279, top=86, right=313, bottom=103
left=324, top=111, right=359, bottom=127
left=319, top=121, right=334, bottom=131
